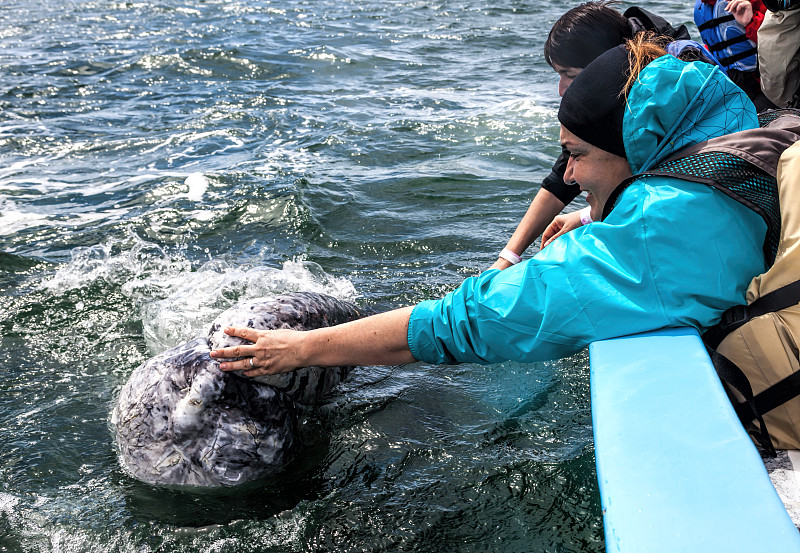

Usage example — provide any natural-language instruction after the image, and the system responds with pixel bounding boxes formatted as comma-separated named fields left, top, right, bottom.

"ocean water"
left=0, top=1, right=694, bottom=551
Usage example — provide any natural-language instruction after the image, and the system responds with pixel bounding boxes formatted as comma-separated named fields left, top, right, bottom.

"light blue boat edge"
left=589, top=327, right=800, bottom=552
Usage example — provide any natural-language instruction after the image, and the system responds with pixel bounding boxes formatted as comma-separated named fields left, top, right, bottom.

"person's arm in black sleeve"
left=489, top=148, right=581, bottom=270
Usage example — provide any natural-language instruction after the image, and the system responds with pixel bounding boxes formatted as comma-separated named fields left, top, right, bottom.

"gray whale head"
left=112, top=292, right=364, bottom=488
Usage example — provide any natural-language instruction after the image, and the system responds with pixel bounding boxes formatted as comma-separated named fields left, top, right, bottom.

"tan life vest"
left=715, top=140, right=800, bottom=450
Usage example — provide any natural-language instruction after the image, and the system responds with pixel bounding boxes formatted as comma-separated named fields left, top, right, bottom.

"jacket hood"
left=623, top=54, right=758, bottom=174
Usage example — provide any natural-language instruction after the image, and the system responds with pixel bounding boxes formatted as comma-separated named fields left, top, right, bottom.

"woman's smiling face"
left=560, top=125, right=632, bottom=220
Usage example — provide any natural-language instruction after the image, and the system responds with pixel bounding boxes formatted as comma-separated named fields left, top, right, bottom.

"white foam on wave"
left=0, top=157, right=47, bottom=180
left=0, top=191, right=140, bottom=238
left=184, top=172, right=209, bottom=201
left=42, top=233, right=191, bottom=294
left=0, top=171, right=223, bottom=238
left=0, top=489, right=145, bottom=553
left=493, top=97, right=555, bottom=119
left=0, top=168, right=215, bottom=238
left=136, top=258, right=357, bottom=354
left=250, top=143, right=312, bottom=176
left=0, top=491, right=20, bottom=516
left=140, top=129, right=245, bottom=157
left=41, top=234, right=358, bottom=355
left=0, top=197, right=50, bottom=235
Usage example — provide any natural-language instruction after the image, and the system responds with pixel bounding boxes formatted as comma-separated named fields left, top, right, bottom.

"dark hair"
left=544, top=1, right=630, bottom=70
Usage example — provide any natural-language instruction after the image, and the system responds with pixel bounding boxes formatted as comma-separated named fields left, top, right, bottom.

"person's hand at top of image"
left=726, top=0, right=754, bottom=27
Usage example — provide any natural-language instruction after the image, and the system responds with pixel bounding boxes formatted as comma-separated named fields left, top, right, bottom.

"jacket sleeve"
left=407, top=187, right=666, bottom=365
left=406, top=178, right=767, bottom=366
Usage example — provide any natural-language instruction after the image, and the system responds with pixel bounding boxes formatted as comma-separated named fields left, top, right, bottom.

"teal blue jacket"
left=407, top=54, right=767, bottom=365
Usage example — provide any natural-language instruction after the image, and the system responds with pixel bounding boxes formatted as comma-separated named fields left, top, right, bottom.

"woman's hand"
left=725, top=0, right=754, bottom=27
left=541, top=210, right=584, bottom=249
left=210, top=328, right=306, bottom=377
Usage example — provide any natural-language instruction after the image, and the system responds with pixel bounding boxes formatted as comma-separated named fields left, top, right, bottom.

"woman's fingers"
left=542, top=233, right=557, bottom=249
left=542, top=226, right=570, bottom=248
left=209, top=326, right=306, bottom=376
left=242, top=365, right=273, bottom=378
left=724, top=0, right=753, bottom=25
left=541, top=222, right=563, bottom=248
left=208, top=327, right=284, bottom=375
left=542, top=210, right=585, bottom=249
left=542, top=217, right=567, bottom=249
left=223, top=326, right=262, bottom=341
left=209, top=343, right=252, bottom=359
left=208, top=326, right=260, bottom=365
left=216, top=356, right=255, bottom=372
left=209, top=346, right=250, bottom=360
left=211, top=355, right=253, bottom=371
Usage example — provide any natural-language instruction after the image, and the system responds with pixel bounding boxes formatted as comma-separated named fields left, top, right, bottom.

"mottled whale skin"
left=112, top=292, right=364, bottom=488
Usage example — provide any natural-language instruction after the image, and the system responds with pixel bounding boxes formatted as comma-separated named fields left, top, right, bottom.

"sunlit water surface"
left=0, top=1, right=693, bottom=551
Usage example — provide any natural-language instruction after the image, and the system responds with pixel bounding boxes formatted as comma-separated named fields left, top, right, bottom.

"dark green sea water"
left=0, top=1, right=694, bottom=551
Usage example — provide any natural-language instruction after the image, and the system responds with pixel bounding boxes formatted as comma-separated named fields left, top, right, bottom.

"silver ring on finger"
left=249, top=357, right=255, bottom=368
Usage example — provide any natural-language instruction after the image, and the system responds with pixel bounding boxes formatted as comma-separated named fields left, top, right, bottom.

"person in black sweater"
left=491, top=1, right=690, bottom=269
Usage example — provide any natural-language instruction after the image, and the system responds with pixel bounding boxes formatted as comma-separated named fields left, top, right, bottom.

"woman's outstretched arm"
left=210, top=306, right=417, bottom=377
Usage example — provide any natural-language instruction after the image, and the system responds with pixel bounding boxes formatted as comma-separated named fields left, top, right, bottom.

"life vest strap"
left=708, top=33, right=750, bottom=53
left=702, top=278, right=800, bottom=454
left=708, top=346, right=777, bottom=456
left=717, top=47, right=759, bottom=67
left=717, top=48, right=757, bottom=66
left=603, top=152, right=781, bottom=264
left=712, top=345, right=800, bottom=456
left=703, top=279, right=800, bottom=348
left=750, top=370, right=800, bottom=428
left=611, top=111, right=800, bottom=452
left=697, top=13, right=735, bottom=32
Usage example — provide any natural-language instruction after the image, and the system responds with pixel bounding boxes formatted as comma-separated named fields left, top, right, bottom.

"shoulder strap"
left=704, top=286, right=800, bottom=456
left=697, top=12, right=735, bottom=31
left=602, top=151, right=781, bottom=263
left=709, top=37, right=758, bottom=66
left=699, top=112, right=800, bottom=452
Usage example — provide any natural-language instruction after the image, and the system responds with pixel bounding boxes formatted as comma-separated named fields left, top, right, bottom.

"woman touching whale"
left=212, top=37, right=768, bottom=378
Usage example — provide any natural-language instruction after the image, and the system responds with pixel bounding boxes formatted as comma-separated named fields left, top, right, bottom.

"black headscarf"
left=557, top=45, right=630, bottom=158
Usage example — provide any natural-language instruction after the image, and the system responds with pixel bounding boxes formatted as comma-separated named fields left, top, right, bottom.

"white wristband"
left=579, top=206, right=593, bottom=226
left=499, top=248, right=521, bottom=265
